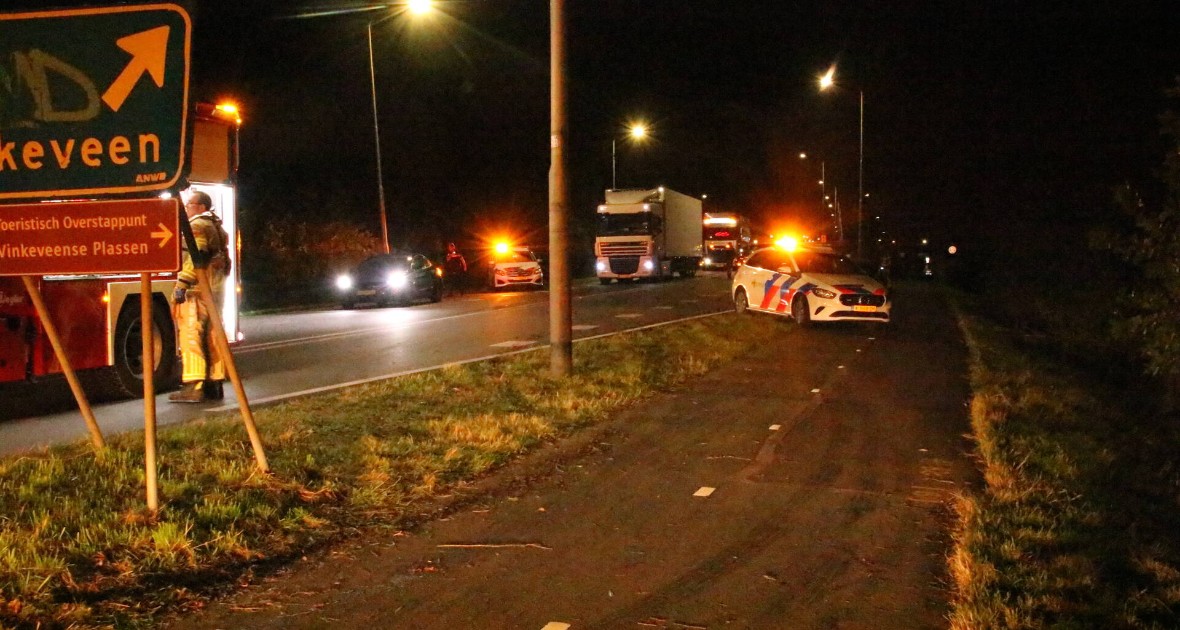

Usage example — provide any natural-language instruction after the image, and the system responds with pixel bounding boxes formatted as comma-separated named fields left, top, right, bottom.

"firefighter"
left=444, top=242, right=468, bottom=296
left=169, top=191, right=231, bottom=403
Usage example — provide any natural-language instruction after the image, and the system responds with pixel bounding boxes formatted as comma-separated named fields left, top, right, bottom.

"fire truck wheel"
left=112, top=297, right=178, bottom=397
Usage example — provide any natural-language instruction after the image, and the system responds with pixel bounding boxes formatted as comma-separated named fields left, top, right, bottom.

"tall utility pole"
left=367, top=22, right=391, bottom=254
left=548, top=0, right=571, bottom=376
left=857, top=90, right=864, bottom=260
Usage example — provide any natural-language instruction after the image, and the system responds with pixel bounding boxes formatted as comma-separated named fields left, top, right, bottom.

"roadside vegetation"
left=948, top=84, right=1180, bottom=628
left=0, top=313, right=778, bottom=628
left=948, top=305, right=1180, bottom=628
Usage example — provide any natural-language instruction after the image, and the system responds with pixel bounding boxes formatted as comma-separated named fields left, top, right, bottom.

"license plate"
left=357, top=289, right=376, bottom=296
left=852, top=305, right=877, bottom=312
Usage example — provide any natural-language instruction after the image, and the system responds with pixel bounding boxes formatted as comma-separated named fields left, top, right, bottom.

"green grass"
left=0, top=313, right=781, bottom=628
left=949, top=301, right=1180, bottom=629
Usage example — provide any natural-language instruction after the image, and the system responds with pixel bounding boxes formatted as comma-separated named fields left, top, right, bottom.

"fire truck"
left=0, top=102, right=243, bottom=397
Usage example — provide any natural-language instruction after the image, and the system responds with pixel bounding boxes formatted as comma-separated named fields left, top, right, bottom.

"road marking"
left=572, top=324, right=599, bottom=331
left=653, top=305, right=674, bottom=309
left=810, top=388, right=821, bottom=394
left=616, top=313, right=643, bottom=319
left=693, top=487, right=716, bottom=497
left=542, top=623, right=571, bottom=630
left=769, top=424, right=781, bottom=431
left=490, top=340, right=537, bottom=349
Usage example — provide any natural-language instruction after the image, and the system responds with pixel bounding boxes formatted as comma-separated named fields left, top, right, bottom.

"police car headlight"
left=811, top=287, right=837, bottom=299
left=387, top=270, right=409, bottom=289
left=335, top=274, right=353, bottom=291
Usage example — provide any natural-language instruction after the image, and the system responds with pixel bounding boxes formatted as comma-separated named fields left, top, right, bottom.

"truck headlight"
left=642, top=260, right=655, bottom=271
left=596, top=261, right=607, bottom=272
left=387, top=270, right=409, bottom=289
left=335, top=274, right=353, bottom=290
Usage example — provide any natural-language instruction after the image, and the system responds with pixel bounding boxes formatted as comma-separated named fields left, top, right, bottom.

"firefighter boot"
left=168, top=381, right=205, bottom=403
left=204, top=380, right=224, bottom=401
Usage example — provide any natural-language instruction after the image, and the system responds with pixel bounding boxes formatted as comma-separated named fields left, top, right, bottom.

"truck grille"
left=609, top=257, right=640, bottom=275
left=839, top=294, right=886, bottom=307
left=599, top=241, right=649, bottom=257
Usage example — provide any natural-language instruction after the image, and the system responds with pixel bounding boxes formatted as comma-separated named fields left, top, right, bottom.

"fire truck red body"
left=0, top=103, right=242, bottom=396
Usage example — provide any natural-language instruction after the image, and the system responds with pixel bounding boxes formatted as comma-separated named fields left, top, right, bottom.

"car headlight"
left=811, top=287, right=837, bottom=299
left=703, top=257, right=713, bottom=265
left=387, top=270, right=409, bottom=289
left=495, top=267, right=507, bottom=276
left=335, top=274, right=353, bottom=290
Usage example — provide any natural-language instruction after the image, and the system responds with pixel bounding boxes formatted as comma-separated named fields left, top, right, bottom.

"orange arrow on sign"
left=151, top=223, right=173, bottom=248
left=101, top=25, right=170, bottom=112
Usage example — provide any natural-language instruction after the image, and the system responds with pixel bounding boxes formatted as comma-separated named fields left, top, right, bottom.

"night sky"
left=9, top=1, right=1180, bottom=259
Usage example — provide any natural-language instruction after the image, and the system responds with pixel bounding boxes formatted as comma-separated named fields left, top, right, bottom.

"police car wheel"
left=733, top=288, right=750, bottom=315
left=792, top=295, right=812, bottom=327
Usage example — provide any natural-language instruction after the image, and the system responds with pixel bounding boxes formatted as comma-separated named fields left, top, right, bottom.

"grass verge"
left=949, top=301, right=1180, bottom=628
left=0, top=312, right=781, bottom=628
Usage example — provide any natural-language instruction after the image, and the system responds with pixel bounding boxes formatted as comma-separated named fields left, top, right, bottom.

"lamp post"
left=819, top=65, right=864, bottom=259
left=611, top=122, right=647, bottom=190
left=799, top=152, right=830, bottom=236
left=368, top=0, right=434, bottom=254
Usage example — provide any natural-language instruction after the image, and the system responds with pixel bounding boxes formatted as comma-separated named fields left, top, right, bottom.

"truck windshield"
left=596, top=213, right=656, bottom=236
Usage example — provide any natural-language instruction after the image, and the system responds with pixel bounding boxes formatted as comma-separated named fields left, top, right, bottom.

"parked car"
left=335, top=252, right=443, bottom=308
left=487, top=245, right=544, bottom=290
left=730, top=243, right=890, bottom=325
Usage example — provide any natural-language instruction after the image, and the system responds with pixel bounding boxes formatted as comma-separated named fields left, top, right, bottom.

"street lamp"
left=611, top=122, right=647, bottom=190
left=368, top=1, right=435, bottom=254
left=818, top=64, right=864, bottom=259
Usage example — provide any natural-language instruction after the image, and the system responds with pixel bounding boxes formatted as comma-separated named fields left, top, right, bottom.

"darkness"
left=8, top=1, right=1180, bottom=260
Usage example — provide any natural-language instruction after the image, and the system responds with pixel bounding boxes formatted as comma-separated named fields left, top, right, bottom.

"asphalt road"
left=0, top=275, right=731, bottom=455
left=167, top=281, right=976, bottom=630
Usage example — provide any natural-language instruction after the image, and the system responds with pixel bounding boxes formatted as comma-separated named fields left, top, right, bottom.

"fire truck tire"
left=111, top=297, right=179, bottom=397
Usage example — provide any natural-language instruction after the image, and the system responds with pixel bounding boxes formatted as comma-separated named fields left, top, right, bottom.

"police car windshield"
left=793, top=251, right=861, bottom=275
left=497, top=251, right=535, bottom=263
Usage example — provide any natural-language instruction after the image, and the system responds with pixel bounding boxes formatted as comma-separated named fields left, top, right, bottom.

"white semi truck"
left=594, top=187, right=703, bottom=284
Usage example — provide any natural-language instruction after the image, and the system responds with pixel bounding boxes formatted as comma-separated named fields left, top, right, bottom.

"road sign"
left=0, top=4, right=191, bottom=200
left=0, top=198, right=179, bottom=275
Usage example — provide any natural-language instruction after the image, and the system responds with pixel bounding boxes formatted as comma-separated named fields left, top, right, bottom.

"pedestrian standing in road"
left=444, top=242, right=468, bottom=296
left=169, top=190, right=231, bottom=403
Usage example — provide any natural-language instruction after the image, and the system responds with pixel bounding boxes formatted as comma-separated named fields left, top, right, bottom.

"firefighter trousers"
left=176, top=291, right=225, bottom=384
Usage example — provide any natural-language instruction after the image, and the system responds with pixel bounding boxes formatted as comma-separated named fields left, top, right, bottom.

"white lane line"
left=615, top=313, right=643, bottom=319
left=810, top=388, right=821, bottom=394
left=490, top=340, right=537, bottom=349
left=694, top=487, right=716, bottom=497
left=653, top=305, right=674, bottom=310
left=572, top=324, right=599, bottom=331
left=769, top=424, right=782, bottom=431
left=542, top=623, right=571, bottom=630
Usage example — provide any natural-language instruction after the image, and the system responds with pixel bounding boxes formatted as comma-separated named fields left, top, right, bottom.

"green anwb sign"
left=0, top=4, right=191, bottom=201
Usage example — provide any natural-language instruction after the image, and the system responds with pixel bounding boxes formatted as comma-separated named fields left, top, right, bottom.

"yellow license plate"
left=852, top=305, right=877, bottom=312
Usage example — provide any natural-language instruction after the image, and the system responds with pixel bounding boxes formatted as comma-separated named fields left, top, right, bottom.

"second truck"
left=594, top=187, right=703, bottom=284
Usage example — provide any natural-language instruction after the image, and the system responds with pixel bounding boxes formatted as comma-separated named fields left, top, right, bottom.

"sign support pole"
left=19, top=275, right=105, bottom=451
left=140, top=273, right=159, bottom=513
left=194, top=267, right=268, bottom=473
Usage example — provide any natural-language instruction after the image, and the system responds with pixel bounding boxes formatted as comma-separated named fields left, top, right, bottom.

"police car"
left=488, top=244, right=544, bottom=290
left=730, top=240, right=890, bottom=325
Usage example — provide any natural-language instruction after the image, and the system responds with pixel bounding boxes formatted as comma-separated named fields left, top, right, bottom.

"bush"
left=243, top=221, right=382, bottom=309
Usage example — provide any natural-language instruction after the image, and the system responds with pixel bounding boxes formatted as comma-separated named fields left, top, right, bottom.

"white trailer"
left=594, top=187, right=703, bottom=284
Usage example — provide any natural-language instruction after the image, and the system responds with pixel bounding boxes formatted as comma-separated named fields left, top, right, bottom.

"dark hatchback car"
left=335, top=252, right=444, bottom=308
